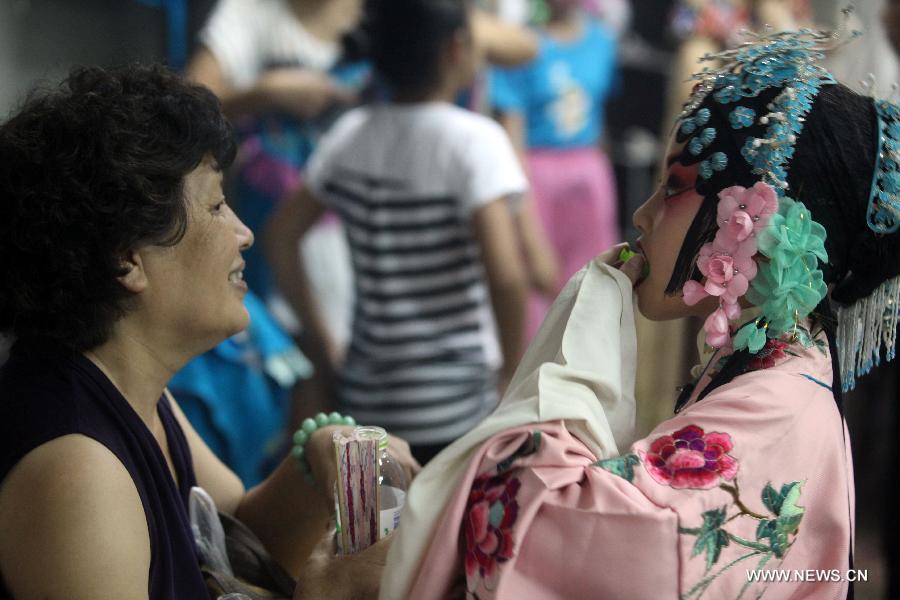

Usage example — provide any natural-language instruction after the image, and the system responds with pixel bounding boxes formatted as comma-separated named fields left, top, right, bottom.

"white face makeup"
left=632, top=137, right=719, bottom=321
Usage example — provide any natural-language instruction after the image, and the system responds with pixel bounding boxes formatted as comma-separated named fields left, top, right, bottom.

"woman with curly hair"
left=0, top=64, right=415, bottom=599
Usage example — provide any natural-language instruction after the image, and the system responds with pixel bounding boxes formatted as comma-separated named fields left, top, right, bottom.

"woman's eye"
left=664, top=177, right=690, bottom=199
left=213, top=201, right=225, bottom=213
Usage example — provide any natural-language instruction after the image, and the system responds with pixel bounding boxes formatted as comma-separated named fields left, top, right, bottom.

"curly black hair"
left=0, top=63, right=236, bottom=352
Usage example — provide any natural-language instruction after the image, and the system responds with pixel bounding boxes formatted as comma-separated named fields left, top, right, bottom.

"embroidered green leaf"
left=768, top=527, right=790, bottom=557
left=691, top=508, right=731, bottom=571
left=791, top=325, right=828, bottom=355
left=761, top=483, right=784, bottom=515
left=777, top=513, right=803, bottom=534
left=757, top=482, right=804, bottom=558
left=755, top=519, right=776, bottom=541
left=778, top=482, right=804, bottom=520
left=794, top=326, right=814, bottom=348
left=776, top=483, right=805, bottom=539
left=594, top=453, right=641, bottom=483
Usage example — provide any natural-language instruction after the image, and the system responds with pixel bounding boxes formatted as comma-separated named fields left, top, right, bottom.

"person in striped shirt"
left=267, top=0, right=530, bottom=463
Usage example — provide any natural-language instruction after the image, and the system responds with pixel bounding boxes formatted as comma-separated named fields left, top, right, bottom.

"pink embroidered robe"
left=383, top=260, right=854, bottom=600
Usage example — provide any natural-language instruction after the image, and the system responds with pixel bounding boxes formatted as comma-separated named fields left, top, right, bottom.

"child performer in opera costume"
left=381, top=19, right=899, bottom=600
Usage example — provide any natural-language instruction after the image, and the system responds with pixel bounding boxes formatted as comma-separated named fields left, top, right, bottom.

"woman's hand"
left=385, top=434, right=421, bottom=482
left=305, top=427, right=422, bottom=503
left=296, top=536, right=392, bottom=599
left=305, top=425, right=351, bottom=502
left=598, top=242, right=646, bottom=286
left=257, top=68, right=355, bottom=120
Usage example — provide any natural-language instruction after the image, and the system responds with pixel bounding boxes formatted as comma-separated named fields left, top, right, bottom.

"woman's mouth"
left=634, top=241, right=650, bottom=286
left=228, top=267, right=247, bottom=291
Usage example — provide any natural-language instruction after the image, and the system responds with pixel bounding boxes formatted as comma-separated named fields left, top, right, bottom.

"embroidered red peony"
left=639, top=425, right=738, bottom=489
left=463, top=471, right=521, bottom=580
left=749, top=338, right=789, bottom=370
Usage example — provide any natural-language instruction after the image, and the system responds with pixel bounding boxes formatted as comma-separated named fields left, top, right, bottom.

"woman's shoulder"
left=0, top=349, right=138, bottom=486
left=679, top=336, right=840, bottom=448
left=0, top=433, right=150, bottom=599
left=0, top=350, right=84, bottom=429
left=697, top=326, right=834, bottom=405
left=316, top=106, right=373, bottom=149
left=425, top=104, right=513, bottom=147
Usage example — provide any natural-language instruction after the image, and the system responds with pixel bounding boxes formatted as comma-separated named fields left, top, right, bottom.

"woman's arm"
left=166, top=391, right=327, bottom=573
left=472, top=10, right=539, bottom=67
left=473, top=198, right=529, bottom=393
left=186, top=46, right=352, bottom=121
left=167, top=391, right=418, bottom=579
left=264, top=185, right=342, bottom=370
left=0, top=436, right=151, bottom=599
left=495, top=111, right=561, bottom=297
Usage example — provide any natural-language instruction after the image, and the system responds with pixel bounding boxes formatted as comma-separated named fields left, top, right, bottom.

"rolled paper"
left=333, top=430, right=380, bottom=554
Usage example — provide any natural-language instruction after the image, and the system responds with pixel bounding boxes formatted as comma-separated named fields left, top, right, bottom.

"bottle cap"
left=354, top=425, right=389, bottom=450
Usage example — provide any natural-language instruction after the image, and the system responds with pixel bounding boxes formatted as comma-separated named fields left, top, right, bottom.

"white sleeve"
left=456, top=118, right=528, bottom=214
left=198, top=0, right=263, bottom=88
left=304, top=109, right=366, bottom=204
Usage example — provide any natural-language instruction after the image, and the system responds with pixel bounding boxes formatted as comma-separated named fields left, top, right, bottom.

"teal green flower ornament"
left=732, top=319, right=769, bottom=354
left=756, top=197, right=827, bottom=267
left=734, top=197, right=828, bottom=352
left=746, top=254, right=827, bottom=331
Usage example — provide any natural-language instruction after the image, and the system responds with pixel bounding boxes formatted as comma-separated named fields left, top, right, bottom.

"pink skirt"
left=526, top=147, right=619, bottom=341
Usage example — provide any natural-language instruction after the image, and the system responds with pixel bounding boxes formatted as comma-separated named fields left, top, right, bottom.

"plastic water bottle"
left=354, top=426, right=408, bottom=538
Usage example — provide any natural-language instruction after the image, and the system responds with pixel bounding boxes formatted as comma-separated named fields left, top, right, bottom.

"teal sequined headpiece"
left=676, top=12, right=900, bottom=390
left=679, top=26, right=840, bottom=193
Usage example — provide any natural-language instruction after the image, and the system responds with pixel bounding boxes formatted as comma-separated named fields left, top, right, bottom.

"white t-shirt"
left=306, top=102, right=527, bottom=444
left=199, top=0, right=339, bottom=88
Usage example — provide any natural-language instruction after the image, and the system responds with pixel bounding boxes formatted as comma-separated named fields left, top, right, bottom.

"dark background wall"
left=0, top=0, right=217, bottom=115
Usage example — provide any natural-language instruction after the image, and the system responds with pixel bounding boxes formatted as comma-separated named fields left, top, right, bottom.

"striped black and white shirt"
left=305, top=102, right=527, bottom=444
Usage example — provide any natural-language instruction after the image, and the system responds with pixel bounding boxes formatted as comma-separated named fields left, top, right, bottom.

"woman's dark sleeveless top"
left=0, top=347, right=209, bottom=599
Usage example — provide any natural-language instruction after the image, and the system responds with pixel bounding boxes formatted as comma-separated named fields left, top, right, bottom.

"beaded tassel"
left=836, top=274, right=900, bottom=391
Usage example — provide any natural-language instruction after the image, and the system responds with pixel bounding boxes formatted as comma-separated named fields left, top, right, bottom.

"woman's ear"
left=118, top=250, right=148, bottom=293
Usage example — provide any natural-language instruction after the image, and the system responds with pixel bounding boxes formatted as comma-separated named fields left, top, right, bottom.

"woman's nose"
left=633, top=196, right=653, bottom=237
left=234, top=212, right=254, bottom=250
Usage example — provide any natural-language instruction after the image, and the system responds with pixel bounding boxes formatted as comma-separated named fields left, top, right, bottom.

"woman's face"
left=137, top=159, right=254, bottom=354
left=632, top=137, right=719, bottom=321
